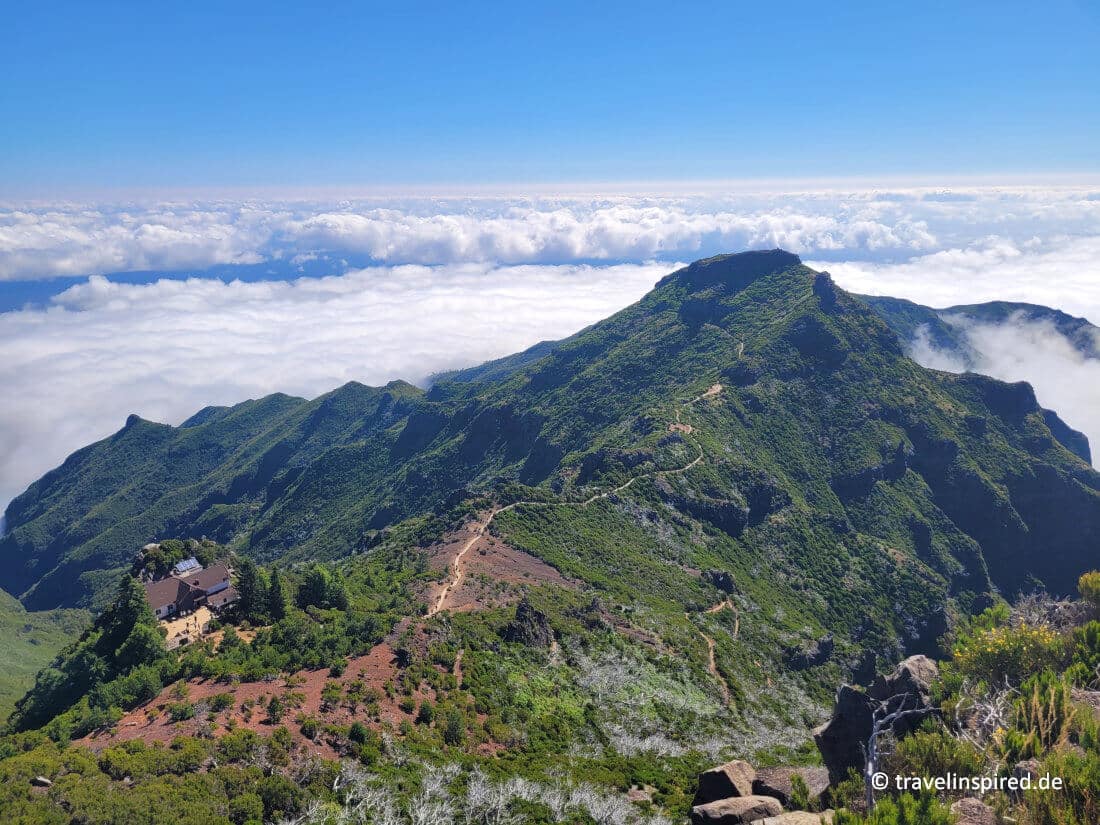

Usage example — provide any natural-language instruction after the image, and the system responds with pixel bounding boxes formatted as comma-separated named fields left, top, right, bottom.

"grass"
left=0, top=588, right=88, bottom=719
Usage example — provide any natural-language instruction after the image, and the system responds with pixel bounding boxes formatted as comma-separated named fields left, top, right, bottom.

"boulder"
left=950, top=797, right=996, bottom=825
left=750, top=813, right=834, bottom=825
left=869, top=655, right=938, bottom=703
left=752, top=766, right=830, bottom=806
left=31, top=775, right=52, bottom=787
left=815, top=656, right=940, bottom=783
left=812, top=685, right=873, bottom=784
left=1013, top=758, right=1041, bottom=783
left=693, top=759, right=757, bottom=805
left=690, top=795, right=783, bottom=824
left=784, top=635, right=834, bottom=670
left=501, top=598, right=553, bottom=648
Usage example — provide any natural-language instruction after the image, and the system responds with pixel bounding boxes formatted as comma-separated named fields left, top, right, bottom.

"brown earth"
left=423, top=518, right=573, bottom=614
left=77, top=643, right=419, bottom=760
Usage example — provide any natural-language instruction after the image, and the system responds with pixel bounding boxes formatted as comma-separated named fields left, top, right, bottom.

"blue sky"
left=2, top=0, right=1099, bottom=191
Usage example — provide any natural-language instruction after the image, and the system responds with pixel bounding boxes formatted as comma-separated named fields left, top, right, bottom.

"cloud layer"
left=907, top=313, right=1100, bottom=459
left=0, top=262, right=671, bottom=508
left=4, top=184, right=1097, bottom=282
left=2, top=184, right=1100, bottom=515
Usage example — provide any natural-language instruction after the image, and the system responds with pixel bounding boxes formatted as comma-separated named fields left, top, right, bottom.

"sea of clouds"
left=1, top=184, right=1099, bottom=511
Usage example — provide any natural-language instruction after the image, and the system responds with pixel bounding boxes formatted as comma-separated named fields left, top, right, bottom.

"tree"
left=328, top=574, right=350, bottom=611
left=114, top=622, right=166, bottom=670
left=863, top=693, right=935, bottom=810
left=228, top=792, right=265, bottom=825
left=297, top=566, right=330, bottom=610
left=237, top=557, right=267, bottom=622
left=99, top=575, right=158, bottom=652
left=268, top=567, right=287, bottom=621
left=443, top=707, right=466, bottom=746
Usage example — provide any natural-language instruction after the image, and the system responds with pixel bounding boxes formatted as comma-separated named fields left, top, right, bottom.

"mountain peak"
left=657, top=249, right=802, bottom=291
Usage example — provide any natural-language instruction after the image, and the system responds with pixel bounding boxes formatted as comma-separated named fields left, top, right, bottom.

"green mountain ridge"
left=861, top=293, right=1100, bottom=366
left=3, top=249, right=1098, bottom=620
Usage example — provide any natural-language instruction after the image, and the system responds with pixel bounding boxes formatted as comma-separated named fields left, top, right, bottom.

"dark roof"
left=180, top=562, right=230, bottom=592
left=144, top=562, right=232, bottom=613
left=144, top=577, right=188, bottom=609
left=207, top=585, right=239, bottom=608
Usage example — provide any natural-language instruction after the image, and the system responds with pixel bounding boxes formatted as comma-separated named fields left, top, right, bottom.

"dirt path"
left=698, top=627, right=731, bottom=706
left=693, top=595, right=739, bottom=705
left=428, top=387, right=719, bottom=617
left=428, top=381, right=738, bottom=708
left=429, top=511, right=500, bottom=616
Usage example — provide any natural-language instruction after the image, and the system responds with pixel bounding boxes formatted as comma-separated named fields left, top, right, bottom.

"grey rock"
left=815, top=655, right=939, bottom=783
left=694, top=759, right=757, bottom=805
left=752, top=766, right=830, bottom=806
left=31, top=775, right=52, bottom=787
left=950, top=797, right=996, bottom=825
left=750, top=812, right=834, bottom=825
left=691, top=795, right=783, bottom=824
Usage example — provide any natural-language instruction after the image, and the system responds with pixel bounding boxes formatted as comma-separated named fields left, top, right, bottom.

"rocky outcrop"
left=784, top=636, right=834, bottom=670
left=705, top=569, right=737, bottom=594
left=813, top=656, right=939, bottom=782
left=501, top=598, right=553, bottom=648
left=950, top=797, right=996, bottom=825
left=751, top=813, right=834, bottom=825
left=752, top=766, right=830, bottom=807
left=693, top=759, right=756, bottom=805
left=690, top=795, right=782, bottom=824
left=812, top=685, right=873, bottom=784
left=813, top=272, right=839, bottom=309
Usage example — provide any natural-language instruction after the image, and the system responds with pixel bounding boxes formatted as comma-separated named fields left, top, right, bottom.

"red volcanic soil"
left=423, top=525, right=572, bottom=614
left=78, top=521, right=572, bottom=759
left=77, top=643, right=419, bottom=759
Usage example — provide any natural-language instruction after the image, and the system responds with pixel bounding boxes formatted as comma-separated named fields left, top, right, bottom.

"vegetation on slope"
left=1, top=251, right=1099, bottom=823
left=0, top=590, right=87, bottom=720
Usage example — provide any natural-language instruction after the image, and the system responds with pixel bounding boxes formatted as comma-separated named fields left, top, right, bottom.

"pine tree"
left=236, top=557, right=267, bottom=622
left=268, top=566, right=287, bottom=621
left=297, top=565, right=330, bottom=609
left=97, top=574, right=158, bottom=657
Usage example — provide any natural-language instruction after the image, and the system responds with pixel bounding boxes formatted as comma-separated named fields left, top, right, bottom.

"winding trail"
left=698, top=629, right=730, bottom=706
left=427, top=382, right=739, bottom=706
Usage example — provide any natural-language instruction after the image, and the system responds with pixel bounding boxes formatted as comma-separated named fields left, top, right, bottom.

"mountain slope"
left=862, top=294, right=1100, bottom=366
left=3, top=250, right=1099, bottom=616
left=0, top=588, right=87, bottom=718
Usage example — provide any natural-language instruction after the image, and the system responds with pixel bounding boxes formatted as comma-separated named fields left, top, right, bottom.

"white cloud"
left=0, top=262, right=672, bottom=508
left=820, top=234, right=1100, bottom=326
left=3, top=184, right=1100, bottom=515
left=902, top=314, right=1100, bottom=461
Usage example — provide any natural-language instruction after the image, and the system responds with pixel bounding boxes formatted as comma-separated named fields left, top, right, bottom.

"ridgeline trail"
left=426, top=382, right=737, bottom=707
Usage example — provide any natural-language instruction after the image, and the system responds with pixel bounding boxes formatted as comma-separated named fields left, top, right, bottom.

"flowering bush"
left=1079, top=571, right=1100, bottom=609
left=952, top=623, right=1063, bottom=685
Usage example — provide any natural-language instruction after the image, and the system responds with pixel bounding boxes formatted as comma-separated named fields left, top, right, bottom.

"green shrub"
left=1020, top=748, right=1100, bottom=825
left=1079, top=571, right=1100, bottom=609
left=952, top=623, right=1063, bottom=685
left=1004, top=672, right=1078, bottom=761
left=885, top=728, right=985, bottom=782
left=167, top=701, right=194, bottom=722
left=416, top=702, right=435, bottom=725
left=443, top=707, right=466, bottom=746
left=834, top=792, right=953, bottom=825
left=229, top=792, right=265, bottom=825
